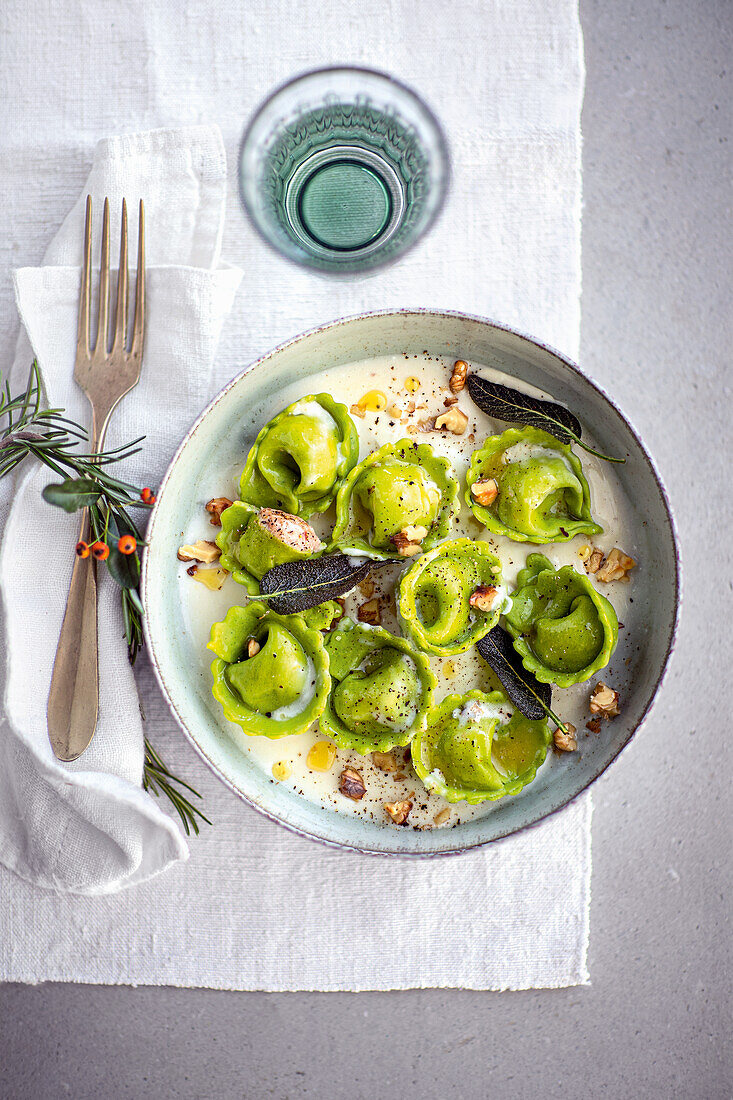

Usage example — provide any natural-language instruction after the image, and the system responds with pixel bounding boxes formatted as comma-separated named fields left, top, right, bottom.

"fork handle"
left=47, top=506, right=100, bottom=761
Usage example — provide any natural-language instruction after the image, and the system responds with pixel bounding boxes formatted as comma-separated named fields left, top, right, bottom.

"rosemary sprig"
left=143, top=740, right=212, bottom=836
left=0, top=360, right=210, bottom=833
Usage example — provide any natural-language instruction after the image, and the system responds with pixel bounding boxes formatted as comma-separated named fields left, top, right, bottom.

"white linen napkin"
left=0, top=0, right=591, bottom=991
left=0, top=125, right=242, bottom=892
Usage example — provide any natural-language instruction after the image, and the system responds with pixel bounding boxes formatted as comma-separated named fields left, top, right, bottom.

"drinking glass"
left=239, top=67, right=449, bottom=274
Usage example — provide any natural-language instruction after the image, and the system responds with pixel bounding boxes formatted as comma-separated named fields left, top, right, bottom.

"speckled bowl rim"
left=142, top=308, right=681, bottom=857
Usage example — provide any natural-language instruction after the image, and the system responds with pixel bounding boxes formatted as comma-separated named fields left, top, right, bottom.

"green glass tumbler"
left=239, top=67, right=449, bottom=274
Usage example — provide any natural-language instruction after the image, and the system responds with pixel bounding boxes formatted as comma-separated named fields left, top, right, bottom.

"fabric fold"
left=0, top=124, right=243, bottom=893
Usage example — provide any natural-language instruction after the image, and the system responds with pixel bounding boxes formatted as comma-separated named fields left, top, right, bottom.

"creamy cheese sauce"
left=180, top=353, right=638, bottom=831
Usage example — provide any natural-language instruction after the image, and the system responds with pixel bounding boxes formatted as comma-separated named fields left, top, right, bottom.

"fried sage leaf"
left=477, top=625, right=570, bottom=733
left=259, top=554, right=395, bottom=615
left=466, top=374, right=624, bottom=464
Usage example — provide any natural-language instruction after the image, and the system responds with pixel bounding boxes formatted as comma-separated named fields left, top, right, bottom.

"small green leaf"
left=42, top=477, right=101, bottom=512
left=106, top=544, right=141, bottom=590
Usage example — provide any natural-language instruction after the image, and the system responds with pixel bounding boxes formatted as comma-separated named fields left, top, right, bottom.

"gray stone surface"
left=1, top=0, right=731, bottom=1097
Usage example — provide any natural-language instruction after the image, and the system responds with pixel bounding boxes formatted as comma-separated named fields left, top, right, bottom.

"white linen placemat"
left=0, top=0, right=590, bottom=990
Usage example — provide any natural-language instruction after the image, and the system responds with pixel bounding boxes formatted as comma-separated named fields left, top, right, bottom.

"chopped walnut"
left=584, top=546, right=605, bottom=574
left=205, top=497, right=233, bottom=526
left=443, top=394, right=459, bottom=407
left=340, top=767, right=366, bottom=801
left=596, top=547, right=636, bottom=583
left=357, top=576, right=375, bottom=599
left=469, top=584, right=498, bottom=612
left=247, top=638, right=261, bottom=658
left=553, top=724, right=578, bottom=752
left=470, top=478, right=498, bottom=507
left=357, top=597, right=382, bottom=625
left=435, top=406, right=469, bottom=435
left=417, top=418, right=435, bottom=432
left=349, top=403, right=366, bottom=418
left=372, top=751, right=398, bottom=772
left=384, top=799, right=412, bottom=825
left=434, top=807, right=451, bottom=826
left=586, top=717, right=602, bottom=734
left=449, top=359, right=468, bottom=393
left=589, top=682, right=620, bottom=717
left=177, top=539, right=221, bottom=564
left=391, top=525, right=428, bottom=557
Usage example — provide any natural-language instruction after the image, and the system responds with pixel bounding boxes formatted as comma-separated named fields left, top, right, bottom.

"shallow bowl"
left=142, top=309, right=680, bottom=855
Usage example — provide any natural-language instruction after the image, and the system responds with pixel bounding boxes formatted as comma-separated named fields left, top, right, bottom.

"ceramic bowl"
left=142, top=310, right=680, bottom=855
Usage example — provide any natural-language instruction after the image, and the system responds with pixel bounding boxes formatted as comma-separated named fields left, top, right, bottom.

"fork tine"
left=130, top=200, right=145, bottom=358
left=76, top=196, right=92, bottom=358
left=112, top=199, right=129, bottom=352
left=94, top=197, right=110, bottom=356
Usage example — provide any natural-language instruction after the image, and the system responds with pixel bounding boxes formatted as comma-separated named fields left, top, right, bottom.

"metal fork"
left=47, top=196, right=146, bottom=761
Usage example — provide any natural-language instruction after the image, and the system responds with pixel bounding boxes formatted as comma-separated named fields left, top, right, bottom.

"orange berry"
left=91, top=541, right=109, bottom=561
left=141, top=487, right=156, bottom=504
left=117, top=535, right=137, bottom=555
left=75, top=541, right=90, bottom=558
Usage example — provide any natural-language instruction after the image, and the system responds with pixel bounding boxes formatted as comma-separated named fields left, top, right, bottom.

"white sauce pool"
left=179, top=353, right=639, bottom=831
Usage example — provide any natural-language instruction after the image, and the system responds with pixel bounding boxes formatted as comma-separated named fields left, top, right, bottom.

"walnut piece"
left=434, top=807, right=451, bottom=826
left=384, top=800, right=412, bottom=825
left=435, top=406, right=469, bottom=435
left=247, top=638, right=261, bottom=658
left=469, top=584, right=498, bottom=612
left=443, top=394, right=459, bottom=407
left=584, top=546, right=605, bottom=574
left=596, top=547, right=636, bottom=583
left=340, top=767, right=366, bottom=801
left=449, top=359, right=468, bottom=393
left=177, top=539, right=221, bottom=564
left=372, top=751, right=398, bottom=772
left=589, top=681, right=620, bottom=717
left=205, top=497, right=233, bottom=526
left=349, top=403, right=366, bottom=419
left=470, top=478, right=498, bottom=507
left=357, top=576, right=375, bottom=599
left=553, top=723, right=578, bottom=752
left=417, top=418, right=435, bottom=432
left=391, top=525, right=428, bottom=557
left=386, top=403, right=403, bottom=417
left=357, top=597, right=382, bottom=625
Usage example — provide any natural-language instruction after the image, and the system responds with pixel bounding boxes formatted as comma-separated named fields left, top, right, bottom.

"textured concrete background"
left=1, top=0, right=731, bottom=1097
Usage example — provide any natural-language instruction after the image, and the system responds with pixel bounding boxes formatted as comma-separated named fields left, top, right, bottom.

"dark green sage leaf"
left=466, top=374, right=625, bottom=464
left=477, top=625, right=568, bottom=731
left=467, top=374, right=581, bottom=443
left=259, top=554, right=395, bottom=615
left=42, top=477, right=102, bottom=512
